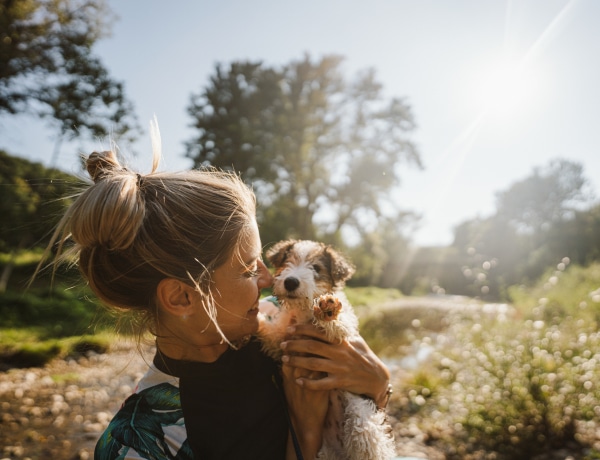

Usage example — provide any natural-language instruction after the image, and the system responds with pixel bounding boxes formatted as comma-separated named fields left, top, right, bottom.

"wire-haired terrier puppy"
left=259, top=239, right=396, bottom=460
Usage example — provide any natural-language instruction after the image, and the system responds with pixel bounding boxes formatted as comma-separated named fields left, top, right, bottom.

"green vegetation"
left=0, top=329, right=115, bottom=369
left=379, top=262, right=600, bottom=459
left=509, top=261, right=600, bottom=323
left=1, top=0, right=138, bottom=151
left=0, top=246, right=118, bottom=367
left=360, top=305, right=450, bottom=356
left=0, top=286, right=110, bottom=335
left=345, top=286, right=404, bottom=319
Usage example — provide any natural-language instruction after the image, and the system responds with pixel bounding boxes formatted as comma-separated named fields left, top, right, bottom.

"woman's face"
left=205, top=220, right=272, bottom=341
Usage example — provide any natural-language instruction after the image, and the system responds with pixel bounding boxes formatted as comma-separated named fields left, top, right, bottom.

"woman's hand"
left=281, top=355, right=329, bottom=459
left=280, top=324, right=391, bottom=408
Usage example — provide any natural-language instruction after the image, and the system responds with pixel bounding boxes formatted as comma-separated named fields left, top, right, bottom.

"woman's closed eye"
left=243, top=262, right=260, bottom=278
left=244, top=268, right=260, bottom=278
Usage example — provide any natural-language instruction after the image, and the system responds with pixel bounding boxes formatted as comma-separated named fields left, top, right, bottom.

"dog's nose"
left=284, top=277, right=300, bottom=292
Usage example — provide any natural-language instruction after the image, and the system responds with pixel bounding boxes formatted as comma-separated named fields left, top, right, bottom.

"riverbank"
left=0, top=338, right=444, bottom=460
left=0, top=341, right=151, bottom=459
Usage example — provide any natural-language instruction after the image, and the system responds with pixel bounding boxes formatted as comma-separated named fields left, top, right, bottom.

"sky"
left=1, top=0, right=599, bottom=246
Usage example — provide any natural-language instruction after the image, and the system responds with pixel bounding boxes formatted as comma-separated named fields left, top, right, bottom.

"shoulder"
left=95, top=377, right=192, bottom=459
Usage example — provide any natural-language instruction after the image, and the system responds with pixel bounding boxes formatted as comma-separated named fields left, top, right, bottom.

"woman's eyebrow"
left=243, top=253, right=261, bottom=267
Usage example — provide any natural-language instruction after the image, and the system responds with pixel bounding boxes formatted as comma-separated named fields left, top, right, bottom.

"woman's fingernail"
left=280, top=341, right=287, bottom=349
left=295, top=378, right=303, bottom=386
left=286, top=326, right=295, bottom=334
left=282, top=355, right=289, bottom=362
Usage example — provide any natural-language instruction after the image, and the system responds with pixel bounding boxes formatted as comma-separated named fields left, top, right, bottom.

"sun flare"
left=473, top=58, right=538, bottom=117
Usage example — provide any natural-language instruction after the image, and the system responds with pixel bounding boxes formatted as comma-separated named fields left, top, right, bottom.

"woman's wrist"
left=367, top=355, right=392, bottom=408
left=373, top=382, right=394, bottom=410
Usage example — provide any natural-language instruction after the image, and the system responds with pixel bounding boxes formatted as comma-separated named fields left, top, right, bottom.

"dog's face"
left=266, top=240, right=355, bottom=307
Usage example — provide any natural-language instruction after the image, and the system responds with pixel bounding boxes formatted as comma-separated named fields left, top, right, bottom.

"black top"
left=153, top=338, right=289, bottom=460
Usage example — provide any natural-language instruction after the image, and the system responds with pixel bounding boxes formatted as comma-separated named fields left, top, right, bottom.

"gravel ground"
left=0, top=340, right=591, bottom=460
left=0, top=339, right=444, bottom=460
left=0, top=341, right=151, bottom=460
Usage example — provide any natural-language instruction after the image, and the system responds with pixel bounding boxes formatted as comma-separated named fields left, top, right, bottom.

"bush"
left=419, top=313, right=600, bottom=458
left=388, top=263, right=600, bottom=458
left=508, top=261, right=600, bottom=323
left=0, top=286, right=112, bottom=337
left=0, top=341, right=63, bottom=368
left=0, top=331, right=116, bottom=369
left=360, top=306, right=448, bottom=356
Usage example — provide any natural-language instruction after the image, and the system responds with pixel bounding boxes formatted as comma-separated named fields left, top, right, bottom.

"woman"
left=46, top=147, right=391, bottom=460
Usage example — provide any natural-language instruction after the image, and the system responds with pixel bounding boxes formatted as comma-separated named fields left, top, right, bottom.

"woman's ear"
left=156, top=278, right=195, bottom=317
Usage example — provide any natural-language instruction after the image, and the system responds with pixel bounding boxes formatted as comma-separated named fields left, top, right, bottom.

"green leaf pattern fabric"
left=95, top=373, right=193, bottom=460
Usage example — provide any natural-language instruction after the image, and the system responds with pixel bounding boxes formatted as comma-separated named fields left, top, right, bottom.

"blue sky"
left=1, top=0, right=599, bottom=246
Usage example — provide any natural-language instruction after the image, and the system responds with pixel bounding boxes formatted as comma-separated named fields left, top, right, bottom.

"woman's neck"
left=156, top=335, right=230, bottom=363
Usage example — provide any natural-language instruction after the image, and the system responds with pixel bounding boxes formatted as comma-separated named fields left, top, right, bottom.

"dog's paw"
left=313, top=294, right=343, bottom=321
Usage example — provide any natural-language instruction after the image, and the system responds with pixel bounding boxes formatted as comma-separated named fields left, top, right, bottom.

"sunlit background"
left=1, top=0, right=599, bottom=246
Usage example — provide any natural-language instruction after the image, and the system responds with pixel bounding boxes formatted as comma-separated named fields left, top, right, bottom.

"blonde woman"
left=46, top=148, right=391, bottom=460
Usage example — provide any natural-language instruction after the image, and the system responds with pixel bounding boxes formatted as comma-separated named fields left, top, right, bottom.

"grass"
left=0, top=248, right=45, bottom=266
left=382, top=262, right=600, bottom=459
left=345, top=286, right=404, bottom=308
left=0, top=330, right=117, bottom=368
left=508, top=261, right=600, bottom=323
left=359, top=305, right=449, bottom=356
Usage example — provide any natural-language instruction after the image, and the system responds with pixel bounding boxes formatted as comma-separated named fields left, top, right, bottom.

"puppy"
left=258, top=240, right=396, bottom=460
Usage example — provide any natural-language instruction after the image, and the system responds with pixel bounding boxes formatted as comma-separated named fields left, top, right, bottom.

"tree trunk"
left=0, top=250, right=16, bottom=293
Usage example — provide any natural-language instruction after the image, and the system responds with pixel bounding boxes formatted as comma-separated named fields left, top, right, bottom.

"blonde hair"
left=45, top=148, right=256, bottom=337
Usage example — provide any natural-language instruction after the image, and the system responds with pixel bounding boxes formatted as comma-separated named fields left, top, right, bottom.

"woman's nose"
left=257, top=260, right=273, bottom=288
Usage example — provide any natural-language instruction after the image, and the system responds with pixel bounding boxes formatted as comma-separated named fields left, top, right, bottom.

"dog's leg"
left=342, top=392, right=396, bottom=460
left=318, top=390, right=346, bottom=460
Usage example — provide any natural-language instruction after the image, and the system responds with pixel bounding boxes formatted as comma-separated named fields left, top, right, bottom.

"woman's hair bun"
left=86, top=151, right=123, bottom=183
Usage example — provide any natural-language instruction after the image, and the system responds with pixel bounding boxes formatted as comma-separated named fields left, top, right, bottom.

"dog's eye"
left=312, top=264, right=321, bottom=273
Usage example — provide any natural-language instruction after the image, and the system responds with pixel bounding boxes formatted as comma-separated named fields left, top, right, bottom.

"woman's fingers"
left=284, top=323, right=331, bottom=342
left=281, top=337, right=340, bottom=359
left=282, top=332, right=391, bottom=401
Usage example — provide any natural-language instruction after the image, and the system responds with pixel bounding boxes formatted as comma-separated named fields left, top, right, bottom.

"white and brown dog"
left=258, top=239, right=396, bottom=460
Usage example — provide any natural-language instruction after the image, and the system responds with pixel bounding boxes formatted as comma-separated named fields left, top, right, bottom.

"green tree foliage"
left=0, top=150, right=79, bottom=251
left=0, top=0, right=138, bottom=149
left=545, top=203, right=600, bottom=267
left=445, top=158, right=596, bottom=298
left=186, top=54, right=422, bottom=246
left=495, top=159, right=591, bottom=235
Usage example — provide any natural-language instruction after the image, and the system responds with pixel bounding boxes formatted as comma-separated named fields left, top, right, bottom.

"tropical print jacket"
left=94, top=297, right=282, bottom=460
left=95, top=366, right=192, bottom=460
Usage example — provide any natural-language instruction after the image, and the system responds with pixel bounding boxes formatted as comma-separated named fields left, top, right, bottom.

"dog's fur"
left=258, top=240, right=396, bottom=460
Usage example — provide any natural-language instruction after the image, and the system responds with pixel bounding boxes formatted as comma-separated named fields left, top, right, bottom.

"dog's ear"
left=265, top=240, right=297, bottom=268
left=325, top=246, right=355, bottom=286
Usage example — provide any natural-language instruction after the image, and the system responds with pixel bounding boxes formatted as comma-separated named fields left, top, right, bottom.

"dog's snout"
left=284, top=277, right=300, bottom=292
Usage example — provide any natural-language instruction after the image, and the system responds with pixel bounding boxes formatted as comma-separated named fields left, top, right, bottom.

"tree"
left=0, top=0, right=138, bottom=159
left=450, top=159, right=596, bottom=296
left=545, top=203, right=600, bottom=266
left=495, top=159, right=592, bottom=235
left=186, top=54, right=421, bottom=245
left=0, top=150, right=80, bottom=291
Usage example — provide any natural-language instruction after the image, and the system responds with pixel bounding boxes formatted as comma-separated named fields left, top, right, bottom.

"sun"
left=473, top=58, right=538, bottom=117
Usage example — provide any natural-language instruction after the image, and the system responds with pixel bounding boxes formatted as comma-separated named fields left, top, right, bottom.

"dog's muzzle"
left=284, top=276, right=300, bottom=292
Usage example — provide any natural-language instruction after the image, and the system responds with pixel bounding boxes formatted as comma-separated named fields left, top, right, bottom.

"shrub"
left=413, top=310, right=600, bottom=459
left=386, top=263, right=600, bottom=458
left=0, top=341, right=63, bottom=368
left=508, top=261, right=600, bottom=323
left=0, top=286, right=112, bottom=337
left=360, top=306, right=448, bottom=356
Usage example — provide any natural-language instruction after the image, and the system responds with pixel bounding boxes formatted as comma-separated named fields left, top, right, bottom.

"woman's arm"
left=280, top=324, right=392, bottom=409
left=280, top=356, right=329, bottom=459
